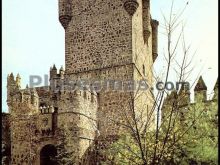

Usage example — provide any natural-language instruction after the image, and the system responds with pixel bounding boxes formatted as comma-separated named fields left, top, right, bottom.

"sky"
left=2, top=0, right=218, bottom=112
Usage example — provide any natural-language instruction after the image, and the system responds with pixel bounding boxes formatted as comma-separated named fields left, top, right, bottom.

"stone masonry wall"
left=5, top=0, right=159, bottom=164
left=64, top=0, right=133, bottom=74
left=56, top=88, right=98, bottom=163
left=2, top=113, right=11, bottom=165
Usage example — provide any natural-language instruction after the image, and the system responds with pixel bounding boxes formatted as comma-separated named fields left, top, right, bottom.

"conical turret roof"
left=8, top=73, right=14, bottom=80
left=60, top=65, right=64, bottom=71
left=16, top=73, right=21, bottom=79
left=52, top=64, right=57, bottom=70
left=194, top=76, right=207, bottom=91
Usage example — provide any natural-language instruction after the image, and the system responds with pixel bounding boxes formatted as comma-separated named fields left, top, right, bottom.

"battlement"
left=6, top=1, right=158, bottom=164
left=7, top=74, right=39, bottom=115
left=39, top=105, right=55, bottom=114
left=57, top=87, right=98, bottom=105
left=9, top=85, right=39, bottom=104
left=162, top=77, right=218, bottom=121
left=164, top=77, right=218, bottom=105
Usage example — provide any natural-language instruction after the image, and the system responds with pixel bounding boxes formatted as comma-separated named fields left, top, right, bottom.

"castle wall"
left=6, top=0, right=160, bottom=164
left=7, top=81, right=59, bottom=165
left=10, top=113, right=38, bottom=165
left=56, top=89, right=98, bottom=163
left=64, top=0, right=133, bottom=74
left=60, top=0, right=156, bottom=153
left=67, top=64, right=134, bottom=136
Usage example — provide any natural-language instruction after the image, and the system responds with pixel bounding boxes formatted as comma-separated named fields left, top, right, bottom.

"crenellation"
left=39, top=105, right=54, bottom=114
left=162, top=76, right=218, bottom=112
left=6, top=0, right=160, bottom=164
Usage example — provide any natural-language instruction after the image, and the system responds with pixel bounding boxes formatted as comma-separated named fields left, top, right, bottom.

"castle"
left=162, top=76, right=218, bottom=127
left=3, top=0, right=159, bottom=164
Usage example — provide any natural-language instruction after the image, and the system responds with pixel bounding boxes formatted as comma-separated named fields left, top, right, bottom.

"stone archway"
left=40, top=144, right=57, bottom=165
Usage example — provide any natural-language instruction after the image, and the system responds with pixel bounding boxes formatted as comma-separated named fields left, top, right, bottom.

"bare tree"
left=99, top=1, right=217, bottom=165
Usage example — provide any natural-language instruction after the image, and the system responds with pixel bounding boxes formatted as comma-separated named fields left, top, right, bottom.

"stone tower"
left=5, top=0, right=158, bottom=164
left=58, top=0, right=158, bottom=162
left=7, top=74, right=40, bottom=164
left=58, top=0, right=158, bottom=133
left=194, top=76, right=207, bottom=102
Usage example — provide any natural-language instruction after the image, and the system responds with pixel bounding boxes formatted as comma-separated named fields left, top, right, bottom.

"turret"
left=59, top=0, right=72, bottom=29
left=9, top=84, right=39, bottom=164
left=7, top=73, right=19, bottom=107
left=151, top=19, right=159, bottom=62
left=31, top=88, right=39, bottom=107
left=50, top=65, right=57, bottom=89
left=7, top=72, right=38, bottom=115
left=50, top=64, right=57, bottom=79
left=22, top=85, right=32, bottom=104
left=142, top=0, right=151, bottom=44
left=7, top=73, right=15, bottom=87
left=50, top=64, right=66, bottom=91
left=15, top=73, right=21, bottom=89
left=7, top=73, right=23, bottom=109
left=124, top=0, right=139, bottom=16
left=59, top=66, right=65, bottom=79
left=194, top=76, right=207, bottom=102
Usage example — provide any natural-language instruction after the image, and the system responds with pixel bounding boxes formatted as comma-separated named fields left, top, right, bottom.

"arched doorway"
left=40, top=144, right=57, bottom=165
